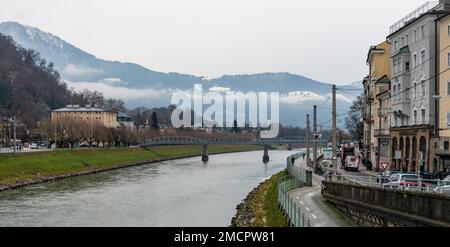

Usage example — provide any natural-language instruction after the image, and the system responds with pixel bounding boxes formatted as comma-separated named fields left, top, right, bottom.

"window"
left=447, top=52, right=450, bottom=66
left=414, top=29, right=417, bottom=42
left=401, top=37, right=405, bottom=47
left=398, top=84, right=402, bottom=100
left=394, top=58, right=399, bottom=73
left=394, top=41, right=398, bottom=51
left=413, top=53, right=417, bottom=68
left=447, top=82, right=450, bottom=96
left=421, top=109, right=426, bottom=124
left=406, top=61, right=410, bottom=71
left=445, top=141, right=450, bottom=150
left=421, top=82, right=426, bottom=97
left=414, top=110, right=418, bottom=124
left=398, top=57, right=402, bottom=72
left=421, top=25, right=425, bottom=38
left=406, top=34, right=409, bottom=45
left=420, top=50, right=426, bottom=64
left=393, top=85, right=397, bottom=101
left=414, top=83, right=417, bottom=98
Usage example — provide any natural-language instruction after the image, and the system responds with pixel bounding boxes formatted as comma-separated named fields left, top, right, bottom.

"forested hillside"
left=0, top=33, right=70, bottom=127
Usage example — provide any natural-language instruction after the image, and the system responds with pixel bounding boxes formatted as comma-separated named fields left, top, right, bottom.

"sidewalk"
left=358, top=164, right=379, bottom=177
left=286, top=157, right=353, bottom=227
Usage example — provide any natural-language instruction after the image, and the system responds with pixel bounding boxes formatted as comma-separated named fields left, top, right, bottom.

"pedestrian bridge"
left=141, top=136, right=327, bottom=163
left=141, top=136, right=327, bottom=146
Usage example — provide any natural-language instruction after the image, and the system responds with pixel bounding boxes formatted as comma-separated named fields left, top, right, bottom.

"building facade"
left=435, top=13, right=450, bottom=172
left=363, top=41, right=392, bottom=171
left=386, top=2, right=450, bottom=173
left=375, top=78, right=391, bottom=171
left=51, top=105, right=118, bottom=128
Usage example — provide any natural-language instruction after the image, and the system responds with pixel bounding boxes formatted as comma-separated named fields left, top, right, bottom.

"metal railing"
left=286, top=152, right=312, bottom=186
left=329, top=174, right=449, bottom=194
left=276, top=152, right=316, bottom=227
left=389, top=1, right=439, bottom=35
left=278, top=176, right=314, bottom=227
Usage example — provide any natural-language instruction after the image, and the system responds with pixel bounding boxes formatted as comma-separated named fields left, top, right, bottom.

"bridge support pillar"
left=202, top=144, right=209, bottom=162
left=263, top=146, right=270, bottom=163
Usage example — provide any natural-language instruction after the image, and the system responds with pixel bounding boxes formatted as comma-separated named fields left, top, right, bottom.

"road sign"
left=381, top=162, right=389, bottom=170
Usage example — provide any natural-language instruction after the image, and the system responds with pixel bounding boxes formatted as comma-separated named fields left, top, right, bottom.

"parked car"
left=378, top=170, right=394, bottom=184
left=343, top=156, right=360, bottom=172
left=434, top=176, right=450, bottom=195
left=383, top=173, right=425, bottom=189
left=30, top=143, right=38, bottom=149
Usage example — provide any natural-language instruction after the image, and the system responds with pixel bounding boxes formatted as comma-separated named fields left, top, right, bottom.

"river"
left=0, top=150, right=298, bottom=227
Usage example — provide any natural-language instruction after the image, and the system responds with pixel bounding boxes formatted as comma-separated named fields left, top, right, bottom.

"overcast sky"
left=0, top=0, right=427, bottom=84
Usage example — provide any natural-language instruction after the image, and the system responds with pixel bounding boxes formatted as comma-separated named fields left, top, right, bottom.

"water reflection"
left=0, top=150, right=297, bottom=227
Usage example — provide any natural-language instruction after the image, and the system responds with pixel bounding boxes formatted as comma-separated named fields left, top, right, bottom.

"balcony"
left=389, top=1, right=439, bottom=35
left=374, top=129, right=390, bottom=137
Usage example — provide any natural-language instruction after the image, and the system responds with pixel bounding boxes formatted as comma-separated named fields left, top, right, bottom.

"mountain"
left=0, top=21, right=362, bottom=127
left=0, top=22, right=202, bottom=89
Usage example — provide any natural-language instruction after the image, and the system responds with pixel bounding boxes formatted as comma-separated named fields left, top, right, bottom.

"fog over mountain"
left=0, top=21, right=362, bottom=127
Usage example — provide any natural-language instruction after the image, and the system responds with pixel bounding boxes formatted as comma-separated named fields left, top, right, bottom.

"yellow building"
left=364, top=41, right=391, bottom=171
left=435, top=13, right=450, bottom=172
left=51, top=105, right=118, bottom=128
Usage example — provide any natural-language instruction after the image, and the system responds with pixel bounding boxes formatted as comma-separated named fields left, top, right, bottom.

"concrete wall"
left=322, top=181, right=450, bottom=227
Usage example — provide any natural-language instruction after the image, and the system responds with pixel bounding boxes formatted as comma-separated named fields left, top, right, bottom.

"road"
left=287, top=158, right=354, bottom=227
left=0, top=147, right=53, bottom=154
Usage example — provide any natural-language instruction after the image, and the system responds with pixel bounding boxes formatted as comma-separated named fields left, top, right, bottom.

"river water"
left=0, top=150, right=298, bottom=227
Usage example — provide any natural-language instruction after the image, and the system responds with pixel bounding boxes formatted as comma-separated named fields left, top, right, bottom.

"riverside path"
left=286, top=157, right=354, bottom=227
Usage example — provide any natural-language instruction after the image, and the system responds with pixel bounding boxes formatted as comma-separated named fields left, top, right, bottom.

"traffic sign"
left=381, top=162, right=389, bottom=170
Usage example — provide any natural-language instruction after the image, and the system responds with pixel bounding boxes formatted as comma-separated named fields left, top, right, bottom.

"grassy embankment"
left=0, top=145, right=262, bottom=186
left=250, top=170, right=289, bottom=227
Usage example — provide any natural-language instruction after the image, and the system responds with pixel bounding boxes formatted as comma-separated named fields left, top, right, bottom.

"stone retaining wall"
left=322, top=181, right=450, bottom=227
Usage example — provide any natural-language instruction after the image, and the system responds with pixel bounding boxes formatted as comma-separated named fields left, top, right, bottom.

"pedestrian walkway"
left=286, top=157, right=353, bottom=227
left=358, top=164, right=379, bottom=177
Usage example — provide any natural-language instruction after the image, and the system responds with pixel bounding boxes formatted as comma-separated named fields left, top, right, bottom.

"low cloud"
left=65, top=81, right=167, bottom=100
left=63, top=64, right=103, bottom=77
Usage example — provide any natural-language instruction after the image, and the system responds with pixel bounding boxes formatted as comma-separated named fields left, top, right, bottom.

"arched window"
left=398, top=84, right=402, bottom=101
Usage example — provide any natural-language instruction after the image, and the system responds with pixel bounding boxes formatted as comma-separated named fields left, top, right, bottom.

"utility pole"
left=332, top=85, right=338, bottom=173
left=306, top=114, right=311, bottom=166
left=313, top=105, right=318, bottom=169
left=54, top=122, right=57, bottom=150
left=13, top=116, right=16, bottom=155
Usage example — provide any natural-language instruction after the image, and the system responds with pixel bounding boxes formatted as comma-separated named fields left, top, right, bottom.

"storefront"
left=390, top=125, right=433, bottom=173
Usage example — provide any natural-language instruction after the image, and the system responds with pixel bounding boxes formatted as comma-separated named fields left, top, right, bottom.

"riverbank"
left=231, top=170, right=289, bottom=227
left=0, top=145, right=262, bottom=191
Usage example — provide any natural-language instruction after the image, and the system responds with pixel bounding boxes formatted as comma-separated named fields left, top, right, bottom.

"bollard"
left=202, top=144, right=209, bottom=162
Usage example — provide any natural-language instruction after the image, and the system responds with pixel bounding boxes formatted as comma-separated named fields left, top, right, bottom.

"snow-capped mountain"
left=0, top=21, right=362, bottom=127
